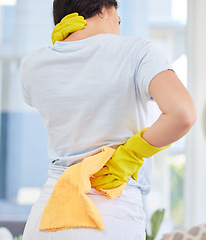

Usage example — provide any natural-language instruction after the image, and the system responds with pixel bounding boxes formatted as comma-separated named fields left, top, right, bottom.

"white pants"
left=22, top=176, right=146, bottom=240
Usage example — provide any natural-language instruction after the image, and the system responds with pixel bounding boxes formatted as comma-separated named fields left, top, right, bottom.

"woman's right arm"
left=141, top=69, right=197, bottom=148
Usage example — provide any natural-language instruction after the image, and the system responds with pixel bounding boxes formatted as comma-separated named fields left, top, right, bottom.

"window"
left=144, top=0, right=188, bottom=234
left=0, top=1, right=53, bottom=220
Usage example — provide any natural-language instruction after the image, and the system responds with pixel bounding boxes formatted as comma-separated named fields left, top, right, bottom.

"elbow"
left=179, top=106, right=197, bottom=129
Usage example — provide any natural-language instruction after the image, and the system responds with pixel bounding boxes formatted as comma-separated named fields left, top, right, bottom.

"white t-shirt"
left=20, top=33, right=172, bottom=194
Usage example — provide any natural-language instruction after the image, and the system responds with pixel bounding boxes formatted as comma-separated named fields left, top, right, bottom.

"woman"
left=20, top=0, right=196, bottom=239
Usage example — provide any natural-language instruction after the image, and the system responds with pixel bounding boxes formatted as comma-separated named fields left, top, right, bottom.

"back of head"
left=53, top=0, right=118, bottom=25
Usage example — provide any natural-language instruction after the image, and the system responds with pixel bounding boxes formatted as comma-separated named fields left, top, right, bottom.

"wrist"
left=125, top=128, right=171, bottom=158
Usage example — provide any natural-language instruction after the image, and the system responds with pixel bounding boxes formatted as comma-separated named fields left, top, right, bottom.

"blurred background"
left=0, top=0, right=205, bottom=238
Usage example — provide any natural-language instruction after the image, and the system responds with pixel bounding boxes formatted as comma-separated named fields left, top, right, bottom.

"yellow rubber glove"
left=90, top=128, right=171, bottom=190
left=51, top=13, right=87, bottom=44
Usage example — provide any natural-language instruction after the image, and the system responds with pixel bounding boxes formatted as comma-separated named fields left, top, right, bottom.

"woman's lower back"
left=22, top=177, right=146, bottom=240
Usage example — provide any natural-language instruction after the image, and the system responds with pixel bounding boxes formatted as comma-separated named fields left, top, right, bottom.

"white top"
left=20, top=33, right=172, bottom=194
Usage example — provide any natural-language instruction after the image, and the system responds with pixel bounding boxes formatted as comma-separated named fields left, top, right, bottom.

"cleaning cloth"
left=38, top=146, right=127, bottom=232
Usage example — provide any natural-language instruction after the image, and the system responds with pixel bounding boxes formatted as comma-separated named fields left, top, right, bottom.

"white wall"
left=184, top=0, right=206, bottom=227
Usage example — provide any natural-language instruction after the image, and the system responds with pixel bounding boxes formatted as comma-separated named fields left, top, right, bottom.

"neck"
left=63, top=16, right=112, bottom=42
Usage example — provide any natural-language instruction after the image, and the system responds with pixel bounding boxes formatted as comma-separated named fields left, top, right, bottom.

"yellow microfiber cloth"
left=38, top=146, right=127, bottom=232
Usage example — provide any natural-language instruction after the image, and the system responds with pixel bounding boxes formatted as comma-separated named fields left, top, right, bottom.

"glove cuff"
left=125, top=128, right=171, bottom=158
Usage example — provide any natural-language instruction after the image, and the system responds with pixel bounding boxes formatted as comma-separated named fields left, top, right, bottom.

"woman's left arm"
left=141, top=70, right=197, bottom=148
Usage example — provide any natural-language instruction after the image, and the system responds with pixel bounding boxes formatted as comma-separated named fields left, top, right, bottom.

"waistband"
left=47, top=161, right=140, bottom=189
left=47, top=162, right=68, bottom=179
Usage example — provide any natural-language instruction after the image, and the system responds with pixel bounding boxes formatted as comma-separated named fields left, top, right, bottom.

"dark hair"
left=53, top=0, right=119, bottom=25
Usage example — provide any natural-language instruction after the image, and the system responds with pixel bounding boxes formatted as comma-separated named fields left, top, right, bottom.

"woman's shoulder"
left=104, top=34, right=155, bottom=53
left=107, top=34, right=151, bottom=45
left=20, top=46, right=51, bottom=70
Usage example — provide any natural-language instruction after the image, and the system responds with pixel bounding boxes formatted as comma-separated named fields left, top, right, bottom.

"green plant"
left=13, top=235, right=23, bottom=240
left=146, top=209, right=165, bottom=240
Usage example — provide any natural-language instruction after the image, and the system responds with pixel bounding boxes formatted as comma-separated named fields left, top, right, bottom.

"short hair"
left=53, top=0, right=119, bottom=25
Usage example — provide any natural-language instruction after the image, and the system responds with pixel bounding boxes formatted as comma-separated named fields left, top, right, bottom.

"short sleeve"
left=134, top=40, right=173, bottom=102
left=19, top=56, right=33, bottom=106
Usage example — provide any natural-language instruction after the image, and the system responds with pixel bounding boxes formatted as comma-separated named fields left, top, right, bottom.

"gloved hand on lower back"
left=90, top=128, right=171, bottom=190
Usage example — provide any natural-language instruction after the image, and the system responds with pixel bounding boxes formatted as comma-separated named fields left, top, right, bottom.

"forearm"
left=141, top=111, right=196, bottom=148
